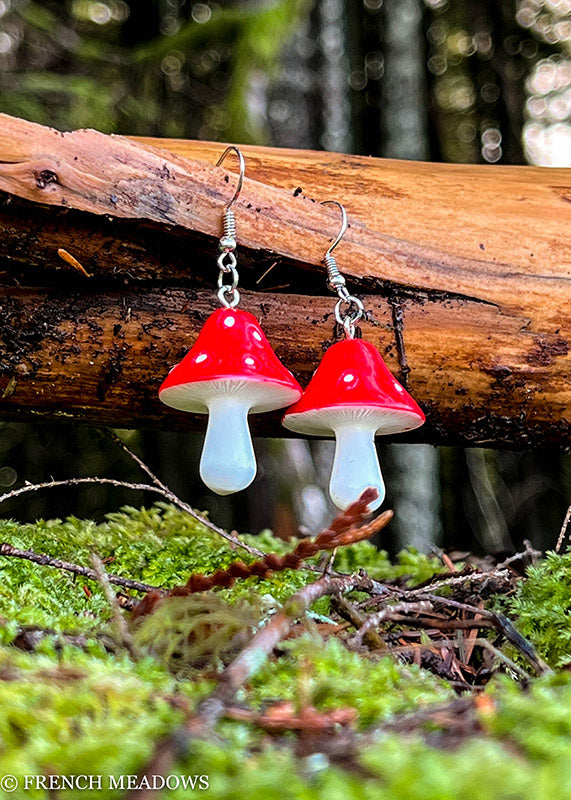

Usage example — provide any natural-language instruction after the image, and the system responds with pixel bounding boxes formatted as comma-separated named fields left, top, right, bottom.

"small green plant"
left=506, top=550, right=571, bottom=667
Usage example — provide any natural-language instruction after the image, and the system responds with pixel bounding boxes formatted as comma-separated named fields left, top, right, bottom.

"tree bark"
left=0, top=113, right=568, bottom=446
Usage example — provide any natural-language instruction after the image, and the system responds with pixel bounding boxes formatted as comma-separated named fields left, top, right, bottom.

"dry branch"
left=413, top=593, right=551, bottom=676
left=0, top=114, right=568, bottom=445
left=0, top=539, right=157, bottom=594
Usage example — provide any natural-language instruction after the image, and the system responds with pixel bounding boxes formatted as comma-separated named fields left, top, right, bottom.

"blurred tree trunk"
left=380, top=0, right=441, bottom=552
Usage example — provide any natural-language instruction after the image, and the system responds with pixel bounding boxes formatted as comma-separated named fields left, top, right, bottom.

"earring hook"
left=321, top=200, right=348, bottom=255
left=216, top=145, right=245, bottom=209
left=320, top=200, right=364, bottom=339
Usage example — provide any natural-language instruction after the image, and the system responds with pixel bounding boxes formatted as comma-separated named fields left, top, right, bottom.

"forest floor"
left=0, top=490, right=571, bottom=800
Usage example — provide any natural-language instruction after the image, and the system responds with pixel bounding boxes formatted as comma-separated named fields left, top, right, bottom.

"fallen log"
left=0, top=113, right=569, bottom=446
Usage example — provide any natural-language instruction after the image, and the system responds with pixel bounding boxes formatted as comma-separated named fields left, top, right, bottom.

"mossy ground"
left=0, top=504, right=570, bottom=799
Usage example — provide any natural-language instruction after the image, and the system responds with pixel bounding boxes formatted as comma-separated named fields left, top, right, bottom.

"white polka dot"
left=252, top=331, right=262, bottom=341
left=224, top=316, right=235, bottom=327
left=244, top=357, right=255, bottom=366
left=395, top=384, right=404, bottom=392
left=343, top=373, right=354, bottom=383
left=195, top=353, right=208, bottom=364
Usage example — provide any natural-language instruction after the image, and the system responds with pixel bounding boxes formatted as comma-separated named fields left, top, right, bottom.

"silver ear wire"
left=322, top=199, right=347, bottom=255
left=216, top=145, right=245, bottom=209
left=320, top=200, right=364, bottom=339
left=216, top=146, right=245, bottom=308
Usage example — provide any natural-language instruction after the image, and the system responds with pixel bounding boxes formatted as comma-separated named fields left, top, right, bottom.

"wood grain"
left=0, top=113, right=568, bottom=444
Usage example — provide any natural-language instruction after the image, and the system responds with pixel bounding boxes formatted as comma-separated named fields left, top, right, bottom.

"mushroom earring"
left=282, top=202, right=425, bottom=512
left=159, top=147, right=302, bottom=495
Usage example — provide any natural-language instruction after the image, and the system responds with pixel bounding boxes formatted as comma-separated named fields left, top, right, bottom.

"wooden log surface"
left=0, top=113, right=569, bottom=446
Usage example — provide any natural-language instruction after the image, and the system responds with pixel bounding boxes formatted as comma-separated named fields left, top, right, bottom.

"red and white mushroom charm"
left=160, top=307, right=301, bottom=495
left=283, top=199, right=426, bottom=512
left=283, top=339, right=424, bottom=511
left=159, top=146, right=301, bottom=495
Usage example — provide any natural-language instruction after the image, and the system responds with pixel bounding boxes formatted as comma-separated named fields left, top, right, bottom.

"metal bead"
left=219, top=236, right=237, bottom=251
left=328, top=274, right=346, bottom=289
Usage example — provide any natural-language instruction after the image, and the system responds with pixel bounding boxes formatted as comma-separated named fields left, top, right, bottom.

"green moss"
left=331, top=541, right=446, bottom=586
left=0, top=504, right=315, bottom=638
left=0, top=647, right=186, bottom=800
left=362, top=673, right=571, bottom=800
left=0, top=504, right=443, bottom=642
left=1, top=505, right=571, bottom=799
left=506, top=550, right=571, bottom=667
left=250, top=634, right=454, bottom=728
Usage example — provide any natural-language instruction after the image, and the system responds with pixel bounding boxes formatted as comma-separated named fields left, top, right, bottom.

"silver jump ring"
left=218, top=285, right=240, bottom=308
left=335, top=295, right=364, bottom=339
left=217, top=250, right=237, bottom=272
left=218, top=265, right=239, bottom=292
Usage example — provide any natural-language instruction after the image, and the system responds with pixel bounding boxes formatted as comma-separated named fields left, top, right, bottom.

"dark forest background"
left=0, top=0, right=569, bottom=555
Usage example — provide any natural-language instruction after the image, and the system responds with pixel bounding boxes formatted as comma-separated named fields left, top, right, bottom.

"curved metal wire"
left=321, top=199, right=348, bottom=255
left=320, top=200, right=364, bottom=338
left=216, top=145, right=245, bottom=209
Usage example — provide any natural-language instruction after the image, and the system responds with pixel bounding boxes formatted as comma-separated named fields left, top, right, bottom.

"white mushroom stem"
left=329, top=423, right=385, bottom=511
left=199, top=396, right=256, bottom=495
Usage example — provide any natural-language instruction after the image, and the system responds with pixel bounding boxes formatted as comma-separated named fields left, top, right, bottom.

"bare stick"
left=405, top=568, right=513, bottom=597
left=476, top=638, right=530, bottom=681
left=90, top=553, right=139, bottom=660
left=0, top=476, right=178, bottom=509
left=0, top=470, right=263, bottom=558
left=361, top=697, right=475, bottom=736
left=194, top=573, right=367, bottom=726
left=332, top=595, right=386, bottom=650
left=555, top=505, right=571, bottom=554
left=0, top=541, right=159, bottom=594
left=414, top=593, right=551, bottom=676
left=104, top=430, right=266, bottom=558
left=387, top=638, right=529, bottom=682
left=349, top=601, right=434, bottom=647
left=497, top=540, right=541, bottom=568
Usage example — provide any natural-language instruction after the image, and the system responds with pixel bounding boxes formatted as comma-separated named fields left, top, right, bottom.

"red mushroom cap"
left=159, top=307, right=302, bottom=413
left=283, top=338, right=425, bottom=436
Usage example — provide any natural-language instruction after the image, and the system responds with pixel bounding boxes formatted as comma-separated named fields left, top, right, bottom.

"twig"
left=0, top=476, right=181, bottom=512
left=195, top=573, right=369, bottom=725
left=349, top=601, right=433, bottom=647
left=0, top=541, right=158, bottom=594
left=332, top=595, right=386, bottom=650
left=383, top=616, right=494, bottom=632
left=90, top=553, right=139, bottom=660
left=413, top=593, right=551, bottom=676
left=57, top=247, right=91, bottom=277
left=555, top=504, right=571, bottom=554
left=103, top=430, right=267, bottom=558
left=387, top=638, right=529, bottom=682
left=404, top=568, right=513, bottom=597
left=429, top=544, right=457, bottom=572
left=497, top=540, right=541, bottom=568
left=476, top=638, right=530, bottom=681
left=362, top=697, right=475, bottom=736
left=463, top=600, right=484, bottom=665
left=224, top=702, right=357, bottom=732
